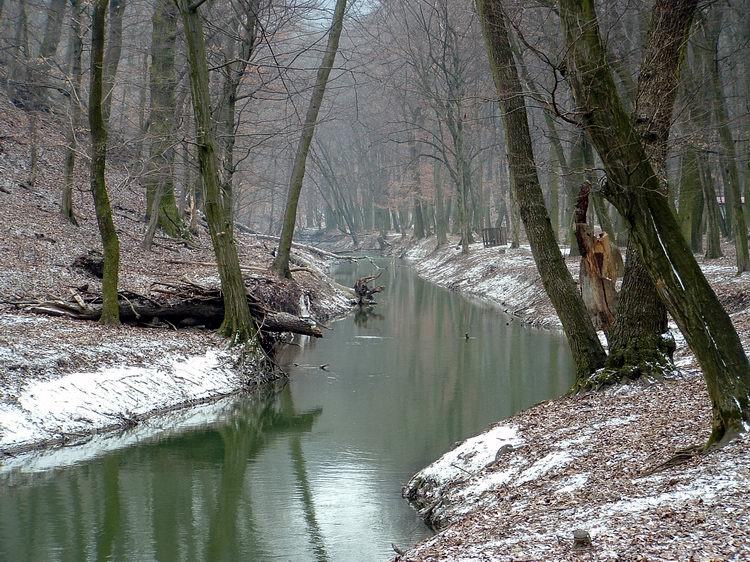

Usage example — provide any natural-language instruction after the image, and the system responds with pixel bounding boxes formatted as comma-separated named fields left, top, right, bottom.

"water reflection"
left=0, top=387, right=324, bottom=562
left=0, top=258, right=574, bottom=561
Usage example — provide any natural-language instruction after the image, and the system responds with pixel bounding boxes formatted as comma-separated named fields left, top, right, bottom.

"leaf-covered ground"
left=390, top=236, right=750, bottom=561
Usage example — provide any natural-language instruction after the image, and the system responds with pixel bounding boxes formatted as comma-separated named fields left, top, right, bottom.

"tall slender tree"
left=176, top=0, right=258, bottom=343
left=273, top=0, right=347, bottom=278
left=89, top=0, right=120, bottom=325
left=476, top=0, right=607, bottom=383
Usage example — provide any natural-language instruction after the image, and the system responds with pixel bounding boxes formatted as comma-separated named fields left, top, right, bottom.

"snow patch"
left=0, top=350, right=242, bottom=451
left=416, top=424, right=523, bottom=485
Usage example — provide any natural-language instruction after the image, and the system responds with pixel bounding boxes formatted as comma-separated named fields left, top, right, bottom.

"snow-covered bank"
left=0, top=348, right=246, bottom=454
left=0, top=247, right=354, bottom=457
left=390, top=235, right=750, bottom=560
left=400, top=237, right=570, bottom=329
left=399, top=374, right=750, bottom=561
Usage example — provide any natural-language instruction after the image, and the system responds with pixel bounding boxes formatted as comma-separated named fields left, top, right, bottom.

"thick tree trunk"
left=476, top=0, right=607, bottom=382
left=606, top=0, right=696, bottom=380
left=273, top=0, right=347, bottom=278
left=144, top=0, right=184, bottom=239
left=560, top=0, right=750, bottom=444
left=89, top=0, right=121, bottom=325
left=176, top=0, right=258, bottom=344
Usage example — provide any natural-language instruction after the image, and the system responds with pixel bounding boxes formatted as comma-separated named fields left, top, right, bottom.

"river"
left=0, top=258, right=573, bottom=561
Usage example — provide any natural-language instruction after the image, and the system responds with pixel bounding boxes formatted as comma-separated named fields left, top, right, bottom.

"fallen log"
left=27, top=300, right=322, bottom=337
left=21, top=277, right=324, bottom=338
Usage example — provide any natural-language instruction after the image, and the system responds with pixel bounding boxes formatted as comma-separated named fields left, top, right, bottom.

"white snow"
left=416, top=424, right=523, bottom=485
left=0, top=350, right=243, bottom=451
left=516, top=451, right=574, bottom=485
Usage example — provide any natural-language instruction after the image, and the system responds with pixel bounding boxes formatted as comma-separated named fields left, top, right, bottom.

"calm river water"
left=0, top=258, right=573, bottom=561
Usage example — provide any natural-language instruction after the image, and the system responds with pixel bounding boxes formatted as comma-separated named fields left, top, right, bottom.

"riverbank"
left=0, top=101, right=354, bottom=457
left=387, top=235, right=750, bottom=560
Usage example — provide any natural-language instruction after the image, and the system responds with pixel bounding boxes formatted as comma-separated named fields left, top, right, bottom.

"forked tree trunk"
left=476, top=0, right=607, bottom=382
left=273, top=0, right=347, bottom=278
left=89, top=0, right=121, bottom=325
left=560, top=0, right=750, bottom=445
left=176, top=0, right=258, bottom=343
left=606, top=0, right=697, bottom=380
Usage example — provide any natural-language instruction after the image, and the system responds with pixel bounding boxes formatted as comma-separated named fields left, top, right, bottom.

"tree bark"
left=707, top=8, right=749, bottom=273
left=89, top=0, right=121, bottom=325
left=61, top=0, right=84, bottom=226
left=273, top=0, right=347, bottom=278
left=559, top=0, right=750, bottom=444
left=144, top=0, right=184, bottom=239
left=677, top=148, right=704, bottom=253
left=102, top=0, right=126, bottom=124
left=606, top=0, right=696, bottom=380
left=176, top=0, right=258, bottom=344
left=476, top=0, right=607, bottom=383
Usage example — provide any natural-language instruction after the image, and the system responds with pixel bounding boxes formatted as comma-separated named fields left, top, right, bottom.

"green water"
left=0, top=259, right=574, bottom=561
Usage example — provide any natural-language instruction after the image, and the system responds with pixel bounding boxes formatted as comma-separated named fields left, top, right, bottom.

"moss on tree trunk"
left=476, top=0, right=607, bottom=383
left=560, top=0, right=750, bottom=444
left=89, top=0, right=120, bottom=326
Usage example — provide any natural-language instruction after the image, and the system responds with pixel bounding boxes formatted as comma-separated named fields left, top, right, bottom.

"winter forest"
left=1, top=0, right=750, bottom=560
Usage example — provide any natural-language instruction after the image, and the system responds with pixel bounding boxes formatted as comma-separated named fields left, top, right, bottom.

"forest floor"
left=376, top=235, right=750, bottom=561
left=0, top=100, right=354, bottom=458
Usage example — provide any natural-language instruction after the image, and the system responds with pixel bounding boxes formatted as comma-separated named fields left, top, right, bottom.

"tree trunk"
left=273, top=0, right=347, bottom=278
left=89, top=0, right=121, bottom=326
left=677, top=148, right=704, bottom=253
left=560, top=0, right=750, bottom=444
left=176, top=0, right=258, bottom=344
left=35, top=0, right=67, bottom=109
left=434, top=158, right=448, bottom=247
left=216, top=0, right=260, bottom=223
left=476, top=0, right=607, bottom=383
left=707, top=9, right=749, bottom=273
left=605, top=0, right=695, bottom=380
left=144, top=0, right=184, bottom=239
left=61, top=0, right=83, bottom=226
left=102, top=0, right=126, bottom=124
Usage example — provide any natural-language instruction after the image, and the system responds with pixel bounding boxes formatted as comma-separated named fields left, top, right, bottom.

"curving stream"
left=0, top=258, right=574, bottom=561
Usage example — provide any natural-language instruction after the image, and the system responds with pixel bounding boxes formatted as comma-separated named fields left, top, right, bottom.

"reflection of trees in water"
left=354, top=305, right=384, bottom=326
left=205, top=386, right=326, bottom=561
left=0, top=385, right=326, bottom=561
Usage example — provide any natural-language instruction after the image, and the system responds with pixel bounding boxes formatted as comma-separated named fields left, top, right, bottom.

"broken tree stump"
left=574, top=182, right=620, bottom=332
left=354, top=272, right=384, bottom=306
